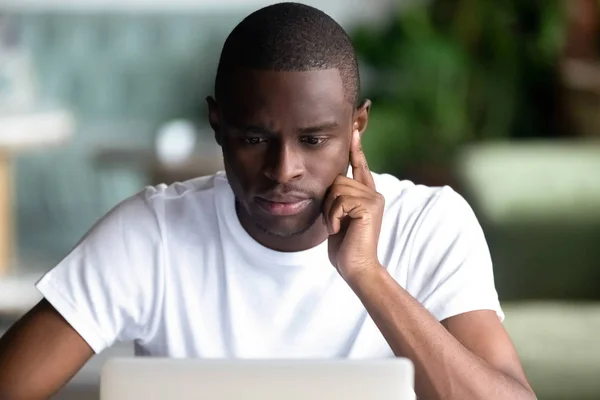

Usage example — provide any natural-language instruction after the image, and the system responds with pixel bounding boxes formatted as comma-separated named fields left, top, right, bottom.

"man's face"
left=209, top=68, right=359, bottom=238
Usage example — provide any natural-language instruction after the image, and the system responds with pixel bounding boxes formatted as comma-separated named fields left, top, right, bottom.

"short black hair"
left=215, top=2, right=360, bottom=106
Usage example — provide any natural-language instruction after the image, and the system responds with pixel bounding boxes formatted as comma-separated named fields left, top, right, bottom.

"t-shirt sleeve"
left=406, top=187, right=504, bottom=322
left=35, top=188, right=164, bottom=353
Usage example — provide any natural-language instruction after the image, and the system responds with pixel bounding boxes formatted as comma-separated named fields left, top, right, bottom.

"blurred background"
left=0, top=0, right=599, bottom=399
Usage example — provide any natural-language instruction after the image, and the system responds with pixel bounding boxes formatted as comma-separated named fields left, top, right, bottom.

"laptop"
left=100, top=357, right=415, bottom=400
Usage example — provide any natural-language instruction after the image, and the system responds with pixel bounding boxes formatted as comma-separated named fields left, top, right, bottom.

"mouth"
left=255, top=195, right=312, bottom=216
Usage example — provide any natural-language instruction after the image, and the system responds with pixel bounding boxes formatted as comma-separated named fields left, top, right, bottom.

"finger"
left=322, top=183, right=370, bottom=232
left=327, top=195, right=370, bottom=235
left=331, top=176, right=373, bottom=196
left=350, top=130, right=376, bottom=190
left=322, top=188, right=340, bottom=234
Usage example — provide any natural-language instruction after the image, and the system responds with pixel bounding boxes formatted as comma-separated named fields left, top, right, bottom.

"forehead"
left=220, top=68, right=351, bottom=126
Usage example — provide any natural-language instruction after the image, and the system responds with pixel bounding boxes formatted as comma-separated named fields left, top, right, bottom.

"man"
left=0, top=3, right=535, bottom=399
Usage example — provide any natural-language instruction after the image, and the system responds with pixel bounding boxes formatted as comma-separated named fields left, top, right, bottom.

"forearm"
left=347, top=267, right=535, bottom=400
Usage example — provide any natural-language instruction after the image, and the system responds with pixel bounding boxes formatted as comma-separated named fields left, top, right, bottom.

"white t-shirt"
left=36, top=171, right=503, bottom=358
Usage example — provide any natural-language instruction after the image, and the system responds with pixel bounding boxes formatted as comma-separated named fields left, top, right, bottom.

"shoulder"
left=372, top=171, right=483, bottom=261
left=129, top=171, right=225, bottom=216
left=372, top=171, right=470, bottom=221
left=143, top=171, right=225, bottom=204
left=84, top=172, right=225, bottom=247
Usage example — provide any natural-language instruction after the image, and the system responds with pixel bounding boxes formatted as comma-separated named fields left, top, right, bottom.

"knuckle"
left=329, top=190, right=342, bottom=202
left=327, top=186, right=341, bottom=198
left=336, top=195, right=349, bottom=205
left=334, top=176, right=349, bottom=186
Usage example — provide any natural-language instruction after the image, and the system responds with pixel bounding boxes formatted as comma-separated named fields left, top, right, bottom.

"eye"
left=300, top=136, right=327, bottom=146
left=243, top=137, right=266, bottom=145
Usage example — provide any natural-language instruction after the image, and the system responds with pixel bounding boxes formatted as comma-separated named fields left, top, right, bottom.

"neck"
left=236, top=205, right=329, bottom=252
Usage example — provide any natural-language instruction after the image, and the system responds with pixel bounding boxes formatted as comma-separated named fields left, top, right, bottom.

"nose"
left=264, top=142, right=304, bottom=184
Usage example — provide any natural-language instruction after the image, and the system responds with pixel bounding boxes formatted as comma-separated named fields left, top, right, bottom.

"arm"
left=0, top=300, right=94, bottom=399
left=324, top=130, right=535, bottom=400
left=347, top=267, right=535, bottom=400
left=0, top=189, right=163, bottom=398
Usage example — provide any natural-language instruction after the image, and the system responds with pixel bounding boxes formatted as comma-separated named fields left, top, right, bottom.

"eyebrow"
left=237, top=122, right=340, bottom=135
left=297, top=122, right=340, bottom=135
left=242, top=125, right=273, bottom=134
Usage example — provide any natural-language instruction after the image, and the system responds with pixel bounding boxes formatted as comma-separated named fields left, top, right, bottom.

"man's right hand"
left=0, top=299, right=93, bottom=399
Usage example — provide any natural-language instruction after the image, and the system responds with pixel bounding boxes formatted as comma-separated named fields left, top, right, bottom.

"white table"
left=0, top=110, right=74, bottom=276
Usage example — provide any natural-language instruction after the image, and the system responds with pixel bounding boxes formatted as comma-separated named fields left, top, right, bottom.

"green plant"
left=352, top=0, right=566, bottom=176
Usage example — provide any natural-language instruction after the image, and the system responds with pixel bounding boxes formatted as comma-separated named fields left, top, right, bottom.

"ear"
left=206, top=96, right=222, bottom=146
left=352, top=98, right=371, bottom=137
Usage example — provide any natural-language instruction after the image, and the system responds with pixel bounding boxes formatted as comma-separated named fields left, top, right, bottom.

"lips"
left=255, top=194, right=312, bottom=216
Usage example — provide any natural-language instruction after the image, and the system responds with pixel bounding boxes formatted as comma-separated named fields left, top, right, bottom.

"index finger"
left=350, top=129, right=376, bottom=190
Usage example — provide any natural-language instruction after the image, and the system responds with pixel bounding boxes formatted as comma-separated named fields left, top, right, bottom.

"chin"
left=254, top=208, right=323, bottom=238
left=255, top=219, right=314, bottom=238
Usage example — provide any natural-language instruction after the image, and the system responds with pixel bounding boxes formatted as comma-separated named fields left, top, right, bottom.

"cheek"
left=306, top=150, right=349, bottom=186
left=223, top=147, right=268, bottom=195
left=223, top=140, right=261, bottom=173
left=223, top=155, right=252, bottom=194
